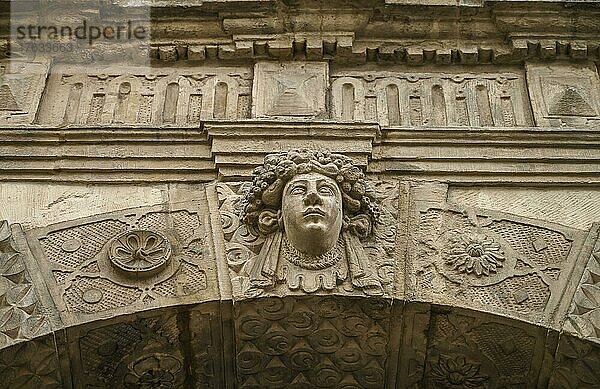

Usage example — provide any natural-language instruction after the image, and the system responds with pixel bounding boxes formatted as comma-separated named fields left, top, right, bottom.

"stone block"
left=25, top=200, right=221, bottom=326
left=209, top=150, right=400, bottom=301
left=526, top=62, right=600, bottom=127
left=252, top=61, right=328, bottom=118
left=0, top=60, right=49, bottom=125
left=406, top=199, right=589, bottom=328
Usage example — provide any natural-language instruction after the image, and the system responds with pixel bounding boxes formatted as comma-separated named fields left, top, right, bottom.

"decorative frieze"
left=331, top=69, right=533, bottom=126
left=0, top=175, right=597, bottom=386
left=36, top=65, right=252, bottom=126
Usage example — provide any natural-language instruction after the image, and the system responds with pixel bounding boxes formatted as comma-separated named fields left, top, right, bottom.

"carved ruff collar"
left=282, top=236, right=343, bottom=270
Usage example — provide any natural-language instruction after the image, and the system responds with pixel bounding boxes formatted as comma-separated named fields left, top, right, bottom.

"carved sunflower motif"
left=123, top=354, right=182, bottom=389
left=431, top=355, right=488, bottom=388
left=109, top=230, right=171, bottom=276
left=442, top=230, right=505, bottom=277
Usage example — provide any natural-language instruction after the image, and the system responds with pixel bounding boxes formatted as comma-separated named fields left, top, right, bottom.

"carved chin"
left=302, top=220, right=327, bottom=229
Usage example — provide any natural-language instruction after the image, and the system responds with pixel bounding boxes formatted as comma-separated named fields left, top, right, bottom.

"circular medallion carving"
left=123, top=354, right=182, bottom=389
left=109, top=230, right=171, bottom=277
left=82, top=288, right=103, bottom=304
left=61, top=238, right=81, bottom=252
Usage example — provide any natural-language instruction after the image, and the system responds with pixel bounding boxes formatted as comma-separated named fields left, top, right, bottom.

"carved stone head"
left=240, top=150, right=379, bottom=256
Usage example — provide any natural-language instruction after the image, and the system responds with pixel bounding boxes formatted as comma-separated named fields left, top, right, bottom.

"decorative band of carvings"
left=3, top=178, right=593, bottom=331
left=0, top=175, right=598, bottom=387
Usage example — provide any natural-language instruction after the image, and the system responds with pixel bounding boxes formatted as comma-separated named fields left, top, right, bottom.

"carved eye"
left=318, top=185, right=335, bottom=196
left=290, top=185, right=306, bottom=195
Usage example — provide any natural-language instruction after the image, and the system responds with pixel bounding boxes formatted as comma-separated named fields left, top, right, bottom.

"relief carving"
left=423, top=310, right=545, bottom=388
left=0, top=221, right=57, bottom=348
left=109, top=230, right=172, bottom=277
left=409, top=205, right=586, bottom=325
left=563, top=226, right=600, bottom=341
left=27, top=203, right=217, bottom=323
left=216, top=150, right=398, bottom=298
left=526, top=63, right=600, bottom=127
left=0, top=61, right=49, bottom=125
left=0, top=334, right=62, bottom=388
left=37, top=65, right=252, bottom=125
left=123, top=354, right=183, bottom=388
left=70, top=312, right=185, bottom=388
left=548, top=335, right=600, bottom=388
left=252, top=62, right=328, bottom=118
left=330, top=70, right=533, bottom=127
left=234, top=296, right=390, bottom=388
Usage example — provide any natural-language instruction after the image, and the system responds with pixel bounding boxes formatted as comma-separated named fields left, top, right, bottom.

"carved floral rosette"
left=434, top=226, right=517, bottom=287
left=217, top=180, right=398, bottom=299
left=411, top=205, right=581, bottom=323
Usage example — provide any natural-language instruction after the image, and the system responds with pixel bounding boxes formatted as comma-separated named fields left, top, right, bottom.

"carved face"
left=281, top=172, right=343, bottom=256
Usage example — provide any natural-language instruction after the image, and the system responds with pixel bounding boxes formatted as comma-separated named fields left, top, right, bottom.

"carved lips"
left=302, top=207, right=326, bottom=218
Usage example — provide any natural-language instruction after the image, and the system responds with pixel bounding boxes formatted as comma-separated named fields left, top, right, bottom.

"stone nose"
left=304, top=190, right=322, bottom=205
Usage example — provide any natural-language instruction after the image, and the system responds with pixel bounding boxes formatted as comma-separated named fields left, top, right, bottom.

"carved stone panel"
left=330, top=69, right=533, bottom=126
left=36, top=65, right=252, bottom=126
left=26, top=201, right=219, bottom=326
left=233, top=296, right=391, bottom=388
left=66, top=309, right=188, bottom=388
left=526, top=62, right=600, bottom=127
left=0, top=334, right=64, bottom=388
left=548, top=334, right=600, bottom=388
left=0, top=60, right=49, bottom=125
left=211, top=150, right=399, bottom=300
left=407, top=204, right=587, bottom=327
left=252, top=62, right=328, bottom=118
left=422, top=308, right=547, bottom=388
left=0, top=221, right=61, bottom=349
left=563, top=225, right=600, bottom=342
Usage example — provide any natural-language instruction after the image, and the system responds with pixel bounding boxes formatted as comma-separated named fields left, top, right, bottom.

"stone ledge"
left=0, top=123, right=598, bottom=184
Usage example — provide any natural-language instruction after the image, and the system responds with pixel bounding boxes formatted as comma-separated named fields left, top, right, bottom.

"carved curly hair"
left=239, top=149, right=380, bottom=237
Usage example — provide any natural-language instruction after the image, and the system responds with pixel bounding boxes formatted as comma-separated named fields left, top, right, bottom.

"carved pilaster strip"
left=0, top=221, right=62, bottom=348
left=206, top=184, right=233, bottom=301
left=562, top=224, right=600, bottom=342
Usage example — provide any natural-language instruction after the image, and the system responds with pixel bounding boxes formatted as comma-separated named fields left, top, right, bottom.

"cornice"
left=3, top=1, right=600, bottom=64
left=1, top=122, right=598, bottom=184
left=146, top=1, right=600, bottom=64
